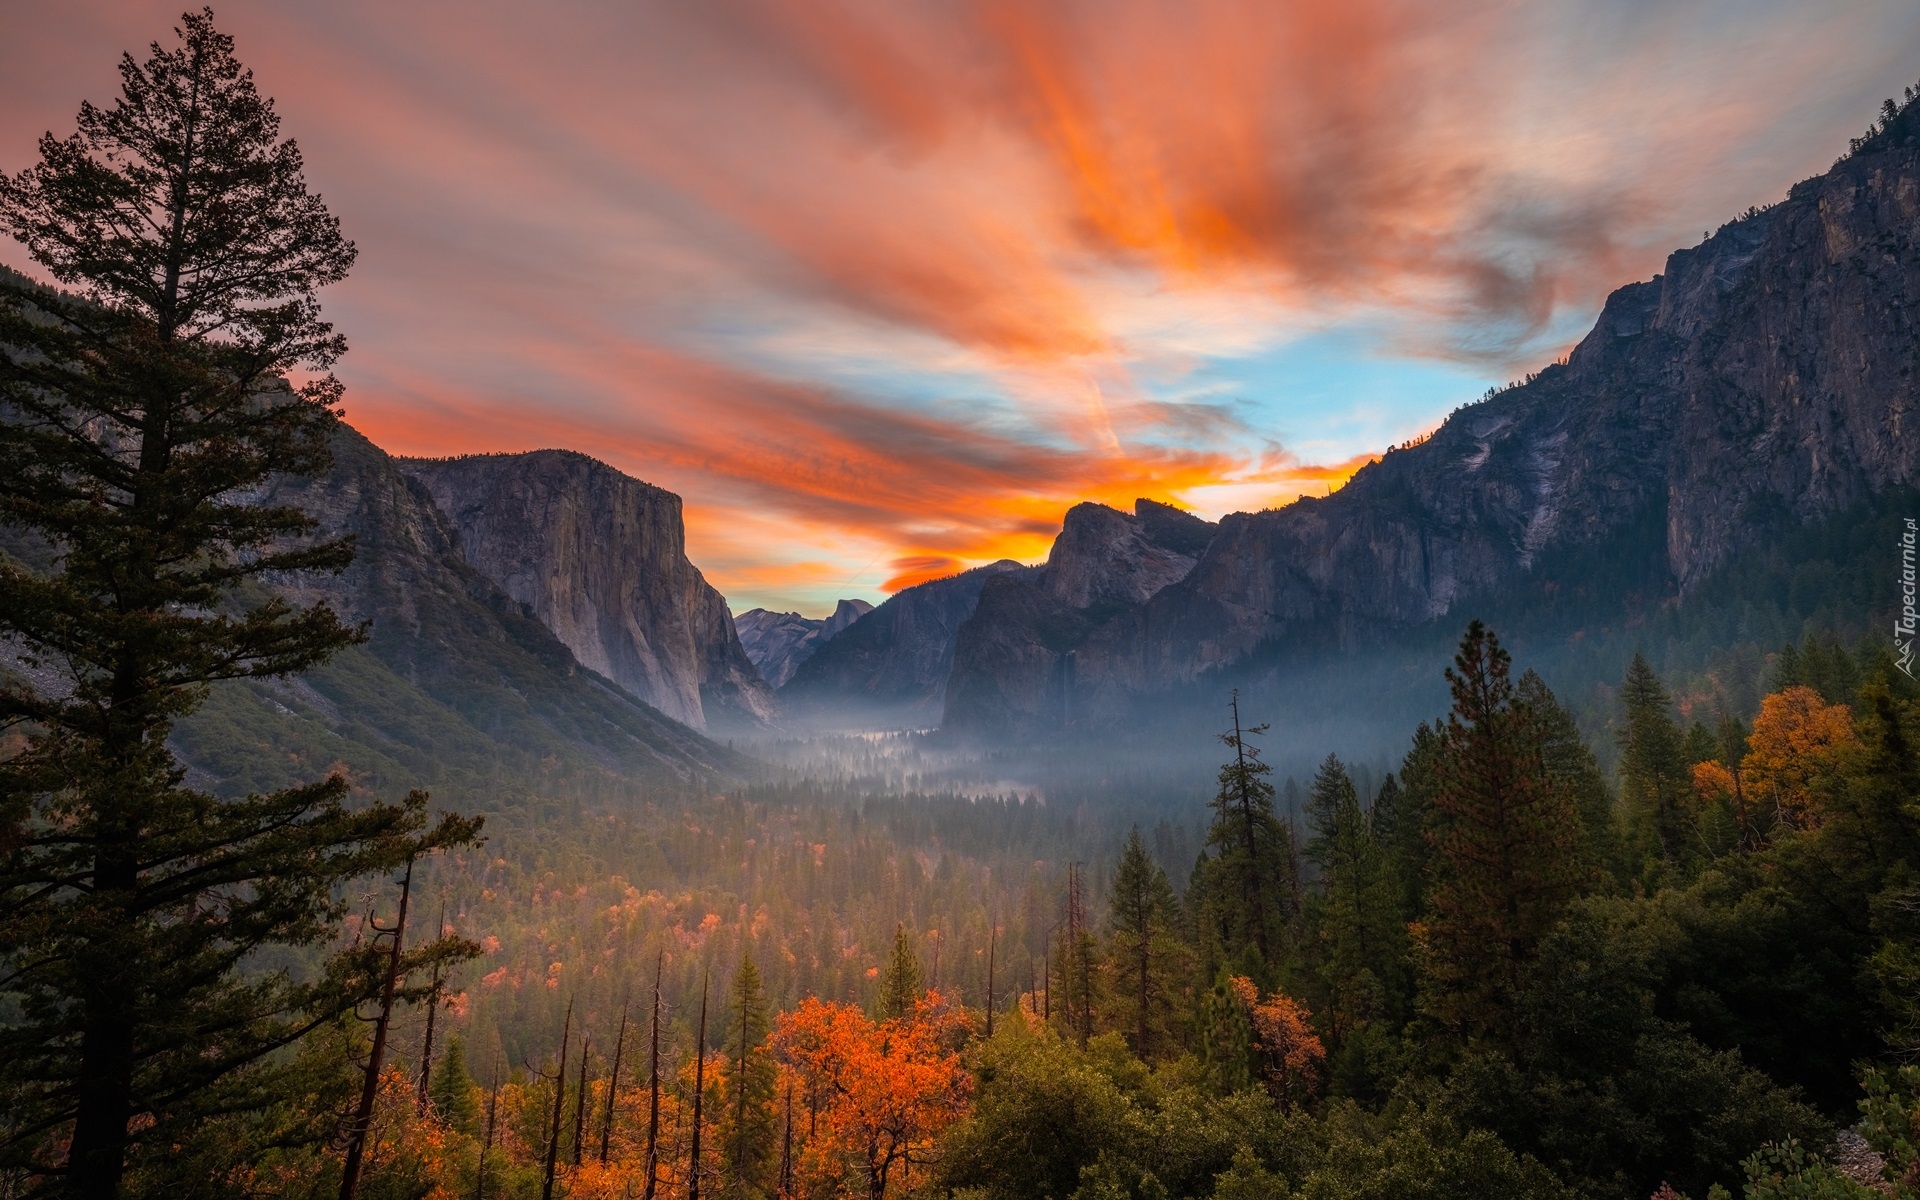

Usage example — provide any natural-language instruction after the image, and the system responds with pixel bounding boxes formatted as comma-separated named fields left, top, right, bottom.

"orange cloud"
left=5, top=1, right=1913, bottom=612
left=883, top=556, right=966, bottom=592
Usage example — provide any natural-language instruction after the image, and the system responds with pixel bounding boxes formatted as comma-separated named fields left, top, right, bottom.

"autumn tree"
left=1190, top=692, right=1297, bottom=974
left=1104, top=829, right=1183, bottom=1059
left=1416, top=622, right=1583, bottom=1042
left=717, top=955, right=777, bottom=1200
left=1743, top=685, right=1861, bottom=830
left=0, top=13, right=480, bottom=1196
left=773, top=996, right=971, bottom=1199
left=1240, top=978, right=1326, bottom=1110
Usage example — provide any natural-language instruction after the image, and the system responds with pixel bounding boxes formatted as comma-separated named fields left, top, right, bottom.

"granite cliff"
left=943, top=500, right=1215, bottom=735
left=398, top=451, right=773, bottom=731
left=942, top=98, right=1920, bottom=735
left=211, top=423, right=743, bottom=793
left=735, top=598, right=874, bottom=689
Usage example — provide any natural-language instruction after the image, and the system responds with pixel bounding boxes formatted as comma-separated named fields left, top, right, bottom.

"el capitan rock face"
left=734, top=598, right=874, bottom=689
left=397, top=450, right=774, bottom=731
left=252, top=423, right=737, bottom=782
left=945, top=111, right=1920, bottom=734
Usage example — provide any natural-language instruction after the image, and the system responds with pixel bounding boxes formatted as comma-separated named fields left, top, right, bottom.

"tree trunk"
left=689, top=975, right=708, bottom=1200
left=340, top=860, right=415, bottom=1200
left=601, top=1000, right=628, bottom=1165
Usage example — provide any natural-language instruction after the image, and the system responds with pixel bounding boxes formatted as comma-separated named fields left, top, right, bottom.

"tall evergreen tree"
left=1417, top=622, right=1583, bottom=1042
left=1190, top=692, right=1296, bottom=974
left=1198, top=968, right=1257, bottom=1094
left=717, top=956, right=776, bottom=1200
left=1303, top=755, right=1399, bottom=1038
left=0, top=13, right=479, bottom=1196
left=879, top=924, right=923, bottom=1020
left=1054, top=863, right=1099, bottom=1047
left=1518, top=670, right=1618, bottom=875
left=1387, top=725, right=1444, bottom=918
left=1105, top=829, right=1182, bottom=1058
left=1618, top=654, right=1694, bottom=869
left=428, top=1035, right=479, bottom=1136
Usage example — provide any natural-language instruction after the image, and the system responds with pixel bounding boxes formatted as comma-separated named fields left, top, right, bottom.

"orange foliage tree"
left=772, top=991, right=972, bottom=1199
left=1226, top=976, right=1326, bottom=1108
left=1743, top=686, right=1860, bottom=829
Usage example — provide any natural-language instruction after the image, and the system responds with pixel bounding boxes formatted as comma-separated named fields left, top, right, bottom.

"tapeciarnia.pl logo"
left=1899, top=518, right=1917, bottom=679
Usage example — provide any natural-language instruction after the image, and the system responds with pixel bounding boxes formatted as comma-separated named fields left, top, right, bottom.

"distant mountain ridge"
left=735, top=598, right=873, bottom=689
left=765, top=100, right=1920, bottom=739
left=928, top=97, right=1920, bottom=736
left=780, top=560, right=1029, bottom=726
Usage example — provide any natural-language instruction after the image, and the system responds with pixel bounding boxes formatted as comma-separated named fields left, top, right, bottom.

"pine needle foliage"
left=0, top=12, right=480, bottom=1194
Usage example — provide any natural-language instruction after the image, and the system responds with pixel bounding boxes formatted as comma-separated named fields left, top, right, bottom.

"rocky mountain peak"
left=1043, top=501, right=1214, bottom=611
left=734, top=597, right=875, bottom=689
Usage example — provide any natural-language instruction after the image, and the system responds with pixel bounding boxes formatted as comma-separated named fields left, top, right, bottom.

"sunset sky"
left=4, top=2, right=1918, bottom=614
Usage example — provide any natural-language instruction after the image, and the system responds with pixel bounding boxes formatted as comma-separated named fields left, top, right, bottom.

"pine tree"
left=429, top=1036, right=480, bottom=1136
left=1055, top=863, right=1099, bottom=1047
left=1199, top=968, right=1256, bottom=1094
left=1518, top=670, right=1618, bottom=874
left=0, top=14, right=480, bottom=1194
left=1773, top=639, right=1806, bottom=691
left=1618, top=653, right=1695, bottom=868
left=1105, top=829, right=1182, bottom=1058
left=1303, top=755, right=1397, bottom=1038
left=1417, top=622, right=1583, bottom=1042
left=717, top=956, right=776, bottom=1200
left=880, top=924, right=923, bottom=1020
left=1191, top=692, right=1297, bottom=973
left=1392, top=724, right=1444, bottom=878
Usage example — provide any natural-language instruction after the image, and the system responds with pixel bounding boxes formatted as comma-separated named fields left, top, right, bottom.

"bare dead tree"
left=339, top=859, right=414, bottom=1200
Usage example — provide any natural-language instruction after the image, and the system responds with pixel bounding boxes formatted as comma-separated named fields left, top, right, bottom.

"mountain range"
left=734, top=599, right=873, bottom=689
left=14, top=98, right=1913, bottom=795
left=818, top=96, right=1920, bottom=742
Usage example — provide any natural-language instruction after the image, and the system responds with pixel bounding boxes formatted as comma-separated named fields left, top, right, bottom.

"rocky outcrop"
left=948, top=100, right=1920, bottom=733
left=254, top=423, right=739, bottom=783
left=398, top=451, right=773, bottom=731
left=734, top=598, right=873, bottom=689
left=781, top=561, right=1028, bottom=725
left=944, top=501, right=1215, bottom=734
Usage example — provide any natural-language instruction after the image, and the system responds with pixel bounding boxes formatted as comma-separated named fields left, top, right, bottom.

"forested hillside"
left=223, top=622, right=1920, bottom=1200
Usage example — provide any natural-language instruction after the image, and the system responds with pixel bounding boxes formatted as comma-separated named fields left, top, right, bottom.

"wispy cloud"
left=3, top=0, right=1915, bottom=611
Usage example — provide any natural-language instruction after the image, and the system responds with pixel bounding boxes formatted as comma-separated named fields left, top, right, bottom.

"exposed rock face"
left=397, top=451, right=774, bottom=731
left=734, top=598, right=874, bottom=688
left=782, top=561, right=1028, bottom=725
left=944, top=500, right=1215, bottom=735
left=950, top=108, right=1920, bottom=732
left=256, top=423, right=736, bottom=782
